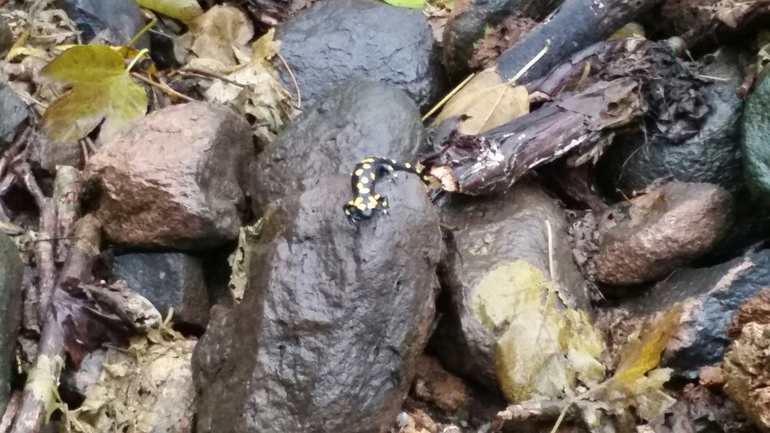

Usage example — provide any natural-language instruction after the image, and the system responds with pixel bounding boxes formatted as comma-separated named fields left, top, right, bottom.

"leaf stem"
left=126, top=48, right=150, bottom=72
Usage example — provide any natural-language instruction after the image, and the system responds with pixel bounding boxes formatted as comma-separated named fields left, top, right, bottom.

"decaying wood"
left=0, top=392, right=21, bottom=433
left=426, top=37, right=714, bottom=197
left=496, top=0, right=664, bottom=83
left=425, top=78, right=643, bottom=195
left=10, top=216, right=102, bottom=433
left=35, top=202, right=56, bottom=326
left=0, top=127, right=31, bottom=180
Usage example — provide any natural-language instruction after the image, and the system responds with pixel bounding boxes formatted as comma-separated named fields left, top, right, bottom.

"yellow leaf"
left=383, top=0, right=426, bottom=9
left=136, top=0, right=204, bottom=22
left=612, top=303, right=683, bottom=388
left=434, top=67, right=529, bottom=135
left=5, top=28, right=30, bottom=61
left=41, top=45, right=147, bottom=143
left=251, top=28, right=279, bottom=68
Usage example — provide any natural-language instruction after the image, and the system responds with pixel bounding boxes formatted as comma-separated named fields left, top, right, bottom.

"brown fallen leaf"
left=433, top=66, right=529, bottom=135
left=187, top=5, right=253, bottom=70
left=136, top=0, right=204, bottom=22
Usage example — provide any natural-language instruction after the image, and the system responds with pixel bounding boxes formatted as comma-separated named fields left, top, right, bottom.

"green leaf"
left=383, top=0, right=426, bottom=9
left=136, top=0, right=204, bottom=22
left=41, top=45, right=148, bottom=143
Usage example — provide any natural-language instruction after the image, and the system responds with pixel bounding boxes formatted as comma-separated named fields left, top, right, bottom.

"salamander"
left=343, top=156, right=431, bottom=223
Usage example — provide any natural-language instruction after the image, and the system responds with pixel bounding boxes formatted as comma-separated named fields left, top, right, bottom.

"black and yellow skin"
left=343, top=156, right=430, bottom=223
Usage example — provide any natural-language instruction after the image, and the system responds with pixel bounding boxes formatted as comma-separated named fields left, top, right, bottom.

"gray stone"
left=0, top=81, right=29, bottom=149
left=193, top=175, right=441, bottom=433
left=56, top=0, right=148, bottom=48
left=112, top=253, right=211, bottom=330
left=252, top=79, right=427, bottom=212
left=743, top=67, right=770, bottom=206
left=274, top=0, right=445, bottom=111
left=0, top=232, right=23, bottom=416
left=28, top=130, right=85, bottom=173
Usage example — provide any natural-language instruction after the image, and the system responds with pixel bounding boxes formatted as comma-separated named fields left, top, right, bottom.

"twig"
left=275, top=52, right=301, bottom=108
left=0, top=392, right=21, bottom=433
left=12, top=163, right=45, bottom=210
left=82, top=137, right=97, bottom=155
left=10, top=215, right=102, bottom=433
left=130, top=72, right=195, bottom=103
left=0, top=127, right=32, bottom=180
left=35, top=201, right=56, bottom=325
left=422, top=72, right=475, bottom=122
left=177, top=68, right=246, bottom=87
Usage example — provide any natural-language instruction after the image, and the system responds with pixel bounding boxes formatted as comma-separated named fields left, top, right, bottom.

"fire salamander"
left=343, top=157, right=431, bottom=223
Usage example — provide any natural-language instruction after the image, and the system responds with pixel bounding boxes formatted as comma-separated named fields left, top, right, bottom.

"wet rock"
left=429, top=183, right=600, bottom=401
left=743, top=69, right=770, bottom=207
left=0, top=81, right=29, bottom=149
left=597, top=50, right=744, bottom=197
left=56, top=0, right=148, bottom=48
left=84, top=102, right=255, bottom=250
left=622, top=249, right=770, bottom=379
left=442, top=0, right=556, bottom=80
left=274, top=0, right=444, bottom=111
left=60, top=349, right=106, bottom=406
left=253, top=79, right=426, bottom=211
left=412, top=355, right=470, bottom=413
left=0, top=17, right=12, bottom=56
left=0, top=232, right=22, bottom=416
left=28, top=130, right=85, bottom=174
left=723, top=321, right=770, bottom=432
left=193, top=176, right=441, bottom=433
left=594, top=182, right=733, bottom=286
left=111, top=252, right=211, bottom=331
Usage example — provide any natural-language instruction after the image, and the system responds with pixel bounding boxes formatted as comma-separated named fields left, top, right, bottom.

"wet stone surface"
left=193, top=175, right=441, bottom=433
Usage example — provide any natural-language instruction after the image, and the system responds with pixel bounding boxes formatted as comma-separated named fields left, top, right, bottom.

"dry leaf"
left=188, top=5, right=253, bottom=69
left=434, top=67, right=529, bottom=135
left=40, top=45, right=147, bottom=142
left=136, top=0, right=204, bottom=22
left=612, top=303, right=683, bottom=388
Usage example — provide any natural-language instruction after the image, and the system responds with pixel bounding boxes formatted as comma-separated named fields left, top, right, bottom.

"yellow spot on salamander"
left=359, top=187, right=371, bottom=194
left=360, top=177, right=369, bottom=184
left=391, top=159, right=397, bottom=164
left=344, top=209, right=350, bottom=215
left=405, top=163, right=412, bottom=169
left=354, top=197, right=363, bottom=206
left=356, top=182, right=363, bottom=190
left=362, top=157, right=375, bottom=163
left=416, top=167, right=423, bottom=174
left=367, top=202, right=377, bottom=209
left=362, top=163, right=371, bottom=169
left=382, top=200, right=388, bottom=207
left=354, top=168, right=364, bottom=176
left=370, top=173, right=376, bottom=180
left=368, top=196, right=378, bottom=204
left=357, top=203, right=367, bottom=210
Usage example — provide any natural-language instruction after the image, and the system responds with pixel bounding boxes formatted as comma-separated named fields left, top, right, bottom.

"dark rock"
left=0, top=232, right=23, bottom=416
left=252, top=79, right=427, bottom=211
left=429, top=183, right=594, bottom=397
left=594, top=182, right=733, bottom=286
left=28, top=130, right=85, bottom=174
left=442, top=0, right=558, bottom=80
left=84, top=102, right=255, bottom=250
left=193, top=175, right=441, bottom=433
left=60, top=349, right=106, bottom=406
left=743, top=68, right=770, bottom=207
left=111, top=252, right=211, bottom=331
left=274, top=0, right=445, bottom=111
left=623, top=249, right=770, bottom=380
left=597, top=50, right=744, bottom=197
left=0, top=17, right=13, bottom=56
left=56, top=0, right=148, bottom=48
left=0, top=81, right=29, bottom=149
